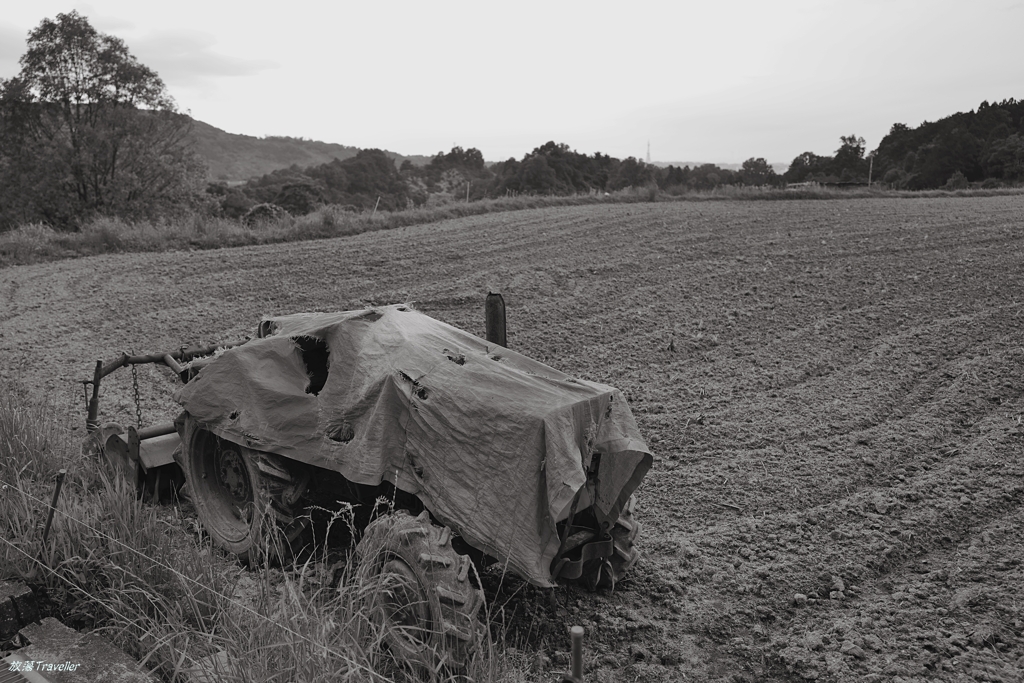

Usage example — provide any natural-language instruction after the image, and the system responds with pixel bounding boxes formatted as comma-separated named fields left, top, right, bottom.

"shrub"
left=243, top=203, right=290, bottom=227
left=273, top=183, right=326, bottom=216
left=79, top=216, right=130, bottom=252
left=645, top=182, right=659, bottom=202
left=0, top=223, right=61, bottom=263
left=945, top=170, right=969, bottom=190
left=219, top=189, right=256, bottom=219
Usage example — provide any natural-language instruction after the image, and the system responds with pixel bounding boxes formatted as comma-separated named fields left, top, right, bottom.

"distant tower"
left=646, top=141, right=651, bottom=164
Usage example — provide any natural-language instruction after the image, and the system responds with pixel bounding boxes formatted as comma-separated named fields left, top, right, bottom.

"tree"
left=238, top=148, right=413, bottom=212
left=491, top=157, right=523, bottom=195
left=274, top=183, right=326, bottom=215
left=783, top=151, right=830, bottom=183
left=658, top=164, right=690, bottom=189
left=689, top=163, right=732, bottom=190
left=739, top=157, right=778, bottom=186
left=982, top=134, right=1024, bottom=180
left=871, top=99, right=1024, bottom=188
left=836, top=134, right=866, bottom=159
left=607, top=157, right=654, bottom=191
left=910, top=127, right=982, bottom=189
left=0, top=11, right=205, bottom=229
left=518, top=154, right=559, bottom=194
left=418, top=146, right=493, bottom=196
left=832, top=134, right=868, bottom=180
left=428, top=146, right=486, bottom=174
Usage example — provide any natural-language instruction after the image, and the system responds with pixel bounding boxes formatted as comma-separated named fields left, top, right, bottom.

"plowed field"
left=3, top=195, right=1023, bottom=682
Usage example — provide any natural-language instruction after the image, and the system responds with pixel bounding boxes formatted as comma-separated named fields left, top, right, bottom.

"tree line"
left=871, top=99, right=1024, bottom=189
left=210, top=145, right=785, bottom=219
left=2, top=12, right=1021, bottom=231
left=781, top=100, right=1024, bottom=189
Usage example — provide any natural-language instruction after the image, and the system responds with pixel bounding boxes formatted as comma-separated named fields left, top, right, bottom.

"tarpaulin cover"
left=174, top=304, right=652, bottom=586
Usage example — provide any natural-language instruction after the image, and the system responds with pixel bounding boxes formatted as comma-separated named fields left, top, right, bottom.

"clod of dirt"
left=839, top=640, right=867, bottom=659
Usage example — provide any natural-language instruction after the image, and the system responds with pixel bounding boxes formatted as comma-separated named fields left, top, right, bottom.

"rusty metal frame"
left=83, top=339, right=249, bottom=432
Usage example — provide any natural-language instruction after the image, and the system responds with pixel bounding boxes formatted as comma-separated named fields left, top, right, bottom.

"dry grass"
left=0, top=387, right=532, bottom=682
left=0, top=196, right=618, bottom=267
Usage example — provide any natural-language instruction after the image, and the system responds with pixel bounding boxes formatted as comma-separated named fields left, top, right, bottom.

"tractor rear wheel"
left=185, top=427, right=311, bottom=564
left=355, top=510, right=485, bottom=674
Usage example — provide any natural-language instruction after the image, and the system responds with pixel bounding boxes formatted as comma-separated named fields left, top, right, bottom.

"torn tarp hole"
left=293, top=336, right=330, bottom=395
left=443, top=348, right=466, bottom=365
left=229, top=410, right=240, bottom=420
left=257, top=320, right=279, bottom=338
left=399, top=370, right=429, bottom=400
left=328, top=422, right=355, bottom=443
left=359, top=309, right=383, bottom=322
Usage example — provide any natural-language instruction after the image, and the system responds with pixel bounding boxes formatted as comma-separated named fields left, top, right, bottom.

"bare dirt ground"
left=2, top=195, right=1023, bottom=682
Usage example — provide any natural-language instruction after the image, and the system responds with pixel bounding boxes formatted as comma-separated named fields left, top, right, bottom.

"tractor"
left=83, top=300, right=652, bottom=671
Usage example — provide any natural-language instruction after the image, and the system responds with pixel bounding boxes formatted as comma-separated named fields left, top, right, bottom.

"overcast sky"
left=2, top=1, right=1022, bottom=165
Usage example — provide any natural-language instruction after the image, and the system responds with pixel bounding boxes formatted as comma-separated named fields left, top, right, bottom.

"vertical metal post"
left=485, top=292, right=507, bottom=348
left=41, top=469, right=67, bottom=548
left=562, top=625, right=584, bottom=682
left=86, top=360, right=103, bottom=432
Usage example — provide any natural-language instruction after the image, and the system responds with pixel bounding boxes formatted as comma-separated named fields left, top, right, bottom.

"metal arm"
left=84, top=338, right=249, bottom=432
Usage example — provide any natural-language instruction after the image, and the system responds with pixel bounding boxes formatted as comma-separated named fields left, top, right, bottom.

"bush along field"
left=2, top=194, right=1024, bottom=682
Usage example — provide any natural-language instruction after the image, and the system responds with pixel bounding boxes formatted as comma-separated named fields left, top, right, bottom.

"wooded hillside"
left=189, top=119, right=431, bottom=183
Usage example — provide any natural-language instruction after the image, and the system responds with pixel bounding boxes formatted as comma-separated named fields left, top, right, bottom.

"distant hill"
left=652, top=160, right=789, bottom=174
left=188, top=119, right=431, bottom=183
left=187, top=120, right=795, bottom=184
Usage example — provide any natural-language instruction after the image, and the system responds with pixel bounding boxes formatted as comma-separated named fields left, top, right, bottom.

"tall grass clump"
left=0, top=223, right=68, bottom=265
left=0, top=385, right=70, bottom=480
left=0, top=387, right=526, bottom=682
left=0, top=386, right=230, bottom=676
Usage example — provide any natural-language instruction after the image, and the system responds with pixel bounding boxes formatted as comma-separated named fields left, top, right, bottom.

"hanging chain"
left=129, top=350, right=143, bottom=428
